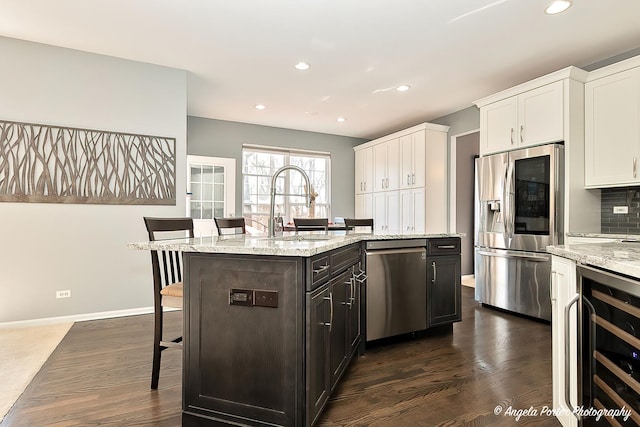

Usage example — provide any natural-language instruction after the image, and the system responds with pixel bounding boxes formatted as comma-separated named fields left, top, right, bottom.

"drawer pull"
left=437, top=245, right=456, bottom=249
left=313, top=264, right=329, bottom=274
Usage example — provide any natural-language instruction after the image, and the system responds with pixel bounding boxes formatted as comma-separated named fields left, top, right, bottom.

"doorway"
left=449, top=131, right=479, bottom=285
left=186, top=155, right=236, bottom=237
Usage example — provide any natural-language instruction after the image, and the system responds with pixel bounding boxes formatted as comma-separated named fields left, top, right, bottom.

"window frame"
left=242, top=144, right=331, bottom=231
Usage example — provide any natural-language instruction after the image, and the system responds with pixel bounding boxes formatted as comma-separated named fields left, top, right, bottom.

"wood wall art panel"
left=0, top=120, right=176, bottom=205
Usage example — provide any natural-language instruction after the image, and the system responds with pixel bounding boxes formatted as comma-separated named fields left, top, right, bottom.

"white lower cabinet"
left=372, top=191, right=399, bottom=233
left=400, top=188, right=425, bottom=233
left=551, top=255, right=578, bottom=427
left=354, top=193, right=373, bottom=220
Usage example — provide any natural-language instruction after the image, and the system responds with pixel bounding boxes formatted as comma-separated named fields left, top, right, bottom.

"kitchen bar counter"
left=128, top=231, right=460, bottom=257
left=131, top=231, right=461, bottom=426
left=547, top=241, right=640, bottom=279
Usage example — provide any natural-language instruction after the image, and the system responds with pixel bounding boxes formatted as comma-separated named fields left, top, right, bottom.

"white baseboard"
left=0, top=306, right=163, bottom=329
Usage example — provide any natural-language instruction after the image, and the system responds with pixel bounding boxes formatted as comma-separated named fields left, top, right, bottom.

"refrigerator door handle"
left=502, top=161, right=510, bottom=244
left=476, top=249, right=550, bottom=262
left=505, top=161, right=515, bottom=241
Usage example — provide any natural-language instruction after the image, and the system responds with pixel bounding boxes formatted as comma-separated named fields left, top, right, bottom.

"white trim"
left=354, top=122, right=450, bottom=151
left=243, top=143, right=331, bottom=157
left=0, top=306, right=178, bottom=329
left=473, top=66, right=588, bottom=107
left=586, top=54, right=640, bottom=82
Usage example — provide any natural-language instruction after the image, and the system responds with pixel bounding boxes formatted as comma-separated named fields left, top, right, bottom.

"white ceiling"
left=0, top=0, right=639, bottom=140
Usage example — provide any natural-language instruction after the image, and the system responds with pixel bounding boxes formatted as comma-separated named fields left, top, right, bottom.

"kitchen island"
left=548, top=241, right=640, bottom=427
left=130, top=231, right=461, bottom=426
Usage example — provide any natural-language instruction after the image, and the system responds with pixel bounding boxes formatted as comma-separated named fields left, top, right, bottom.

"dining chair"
left=143, top=217, right=194, bottom=390
left=214, top=217, right=246, bottom=235
left=344, top=218, right=374, bottom=232
left=293, top=217, right=329, bottom=232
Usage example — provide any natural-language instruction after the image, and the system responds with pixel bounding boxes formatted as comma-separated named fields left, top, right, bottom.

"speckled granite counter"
left=547, top=241, right=640, bottom=279
left=567, top=232, right=640, bottom=241
left=128, top=231, right=460, bottom=257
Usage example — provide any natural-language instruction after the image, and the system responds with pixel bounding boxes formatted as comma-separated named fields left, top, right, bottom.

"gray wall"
left=187, top=117, right=367, bottom=220
left=0, top=36, right=187, bottom=324
left=433, top=106, right=480, bottom=138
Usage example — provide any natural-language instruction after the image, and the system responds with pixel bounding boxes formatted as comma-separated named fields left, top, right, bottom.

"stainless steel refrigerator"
left=474, top=143, right=564, bottom=321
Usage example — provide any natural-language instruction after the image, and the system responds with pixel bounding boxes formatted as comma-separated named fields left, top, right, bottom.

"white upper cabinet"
left=354, top=146, right=373, bottom=194
left=482, top=96, right=518, bottom=154
left=479, top=81, right=563, bottom=155
left=585, top=66, right=640, bottom=188
left=373, top=138, right=399, bottom=192
left=399, top=130, right=426, bottom=189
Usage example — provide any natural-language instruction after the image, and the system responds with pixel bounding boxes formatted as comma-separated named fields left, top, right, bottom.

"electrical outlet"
left=613, top=206, right=629, bottom=214
left=56, top=290, right=71, bottom=299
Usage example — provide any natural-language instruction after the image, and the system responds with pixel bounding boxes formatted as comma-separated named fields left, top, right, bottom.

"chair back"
left=344, top=218, right=374, bottom=232
left=293, top=217, right=329, bottom=232
left=214, top=217, right=246, bottom=235
left=144, top=217, right=194, bottom=297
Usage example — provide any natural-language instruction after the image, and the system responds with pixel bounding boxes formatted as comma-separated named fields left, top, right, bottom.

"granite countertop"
left=567, top=232, right=639, bottom=240
left=128, top=231, right=461, bottom=257
left=547, top=241, right=640, bottom=279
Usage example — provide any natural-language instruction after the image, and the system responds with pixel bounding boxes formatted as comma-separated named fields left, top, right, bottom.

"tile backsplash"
left=601, top=187, right=640, bottom=235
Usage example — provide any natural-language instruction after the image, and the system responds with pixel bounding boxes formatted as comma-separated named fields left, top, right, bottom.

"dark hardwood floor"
left=2, top=287, right=559, bottom=426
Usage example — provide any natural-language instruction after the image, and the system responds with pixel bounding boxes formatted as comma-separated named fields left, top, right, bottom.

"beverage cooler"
left=573, top=265, right=640, bottom=426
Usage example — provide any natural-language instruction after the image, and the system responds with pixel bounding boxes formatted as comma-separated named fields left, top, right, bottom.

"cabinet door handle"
left=360, top=182, right=363, bottom=191
left=510, top=128, right=514, bottom=144
left=364, top=182, right=366, bottom=191
left=634, top=157, right=637, bottom=178
left=407, top=174, right=411, bottom=185
left=323, top=294, right=333, bottom=331
left=344, top=278, right=353, bottom=307
left=520, top=125, right=524, bottom=143
left=412, top=173, right=415, bottom=185
left=432, top=261, right=436, bottom=284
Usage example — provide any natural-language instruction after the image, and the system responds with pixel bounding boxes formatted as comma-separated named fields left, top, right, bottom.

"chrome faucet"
left=268, top=165, right=312, bottom=237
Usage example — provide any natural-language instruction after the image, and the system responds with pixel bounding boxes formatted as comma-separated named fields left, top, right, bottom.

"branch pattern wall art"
left=0, top=120, right=176, bottom=205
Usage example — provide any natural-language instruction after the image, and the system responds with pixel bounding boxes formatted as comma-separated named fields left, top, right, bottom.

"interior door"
left=187, top=155, right=236, bottom=237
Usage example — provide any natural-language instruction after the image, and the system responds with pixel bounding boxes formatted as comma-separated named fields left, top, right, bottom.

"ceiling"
left=0, top=1, right=639, bottom=140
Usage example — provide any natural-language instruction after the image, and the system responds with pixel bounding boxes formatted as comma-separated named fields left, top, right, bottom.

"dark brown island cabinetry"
left=181, top=238, right=459, bottom=426
left=427, top=238, right=462, bottom=327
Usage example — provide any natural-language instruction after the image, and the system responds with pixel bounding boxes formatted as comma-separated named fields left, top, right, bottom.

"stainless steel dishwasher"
left=365, top=239, right=427, bottom=341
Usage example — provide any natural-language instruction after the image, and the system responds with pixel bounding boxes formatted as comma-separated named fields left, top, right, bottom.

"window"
left=242, top=145, right=330, bottom=232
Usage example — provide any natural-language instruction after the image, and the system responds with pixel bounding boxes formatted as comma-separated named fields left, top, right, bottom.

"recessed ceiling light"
left=254, top=104, right=266, bottom=110
left=545, top=0, right=572, bottom=14
left=396, top=85, right=411, bottom=92
left=295, top=62, right=310, bottom=70
left=337, top=117, right=346, bottom=122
